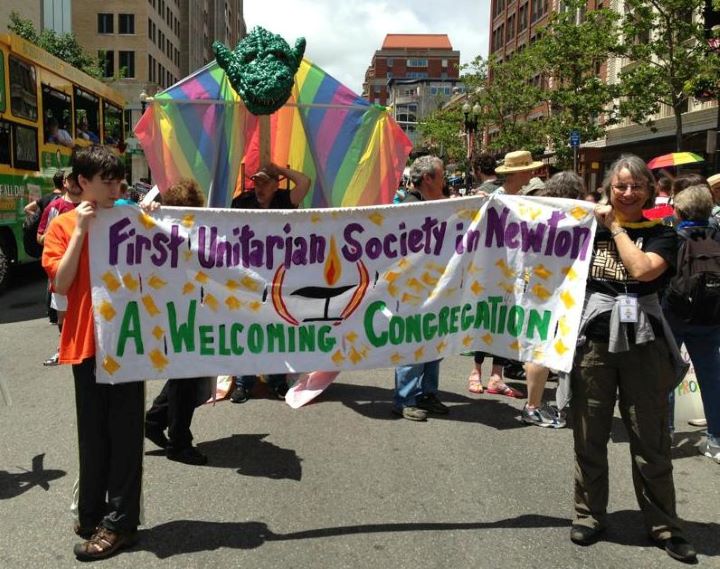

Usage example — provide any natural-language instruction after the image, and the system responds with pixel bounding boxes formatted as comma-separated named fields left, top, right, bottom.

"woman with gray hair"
left=536, top=171, right=586, bottom=199
left=568, top=154, right=695, bottom=562
left=662, top=185, right=720, bottom=466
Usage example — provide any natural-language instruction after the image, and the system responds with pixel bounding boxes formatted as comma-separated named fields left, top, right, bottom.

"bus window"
left=103, top=101, right=123, bottom=145
left=0, top=120, right=11, bottom=166
left=12, top=123, right=38, bottom=171
left=74, top=87, right=100, bottom=143
left=9, top=56, right=38, bottom=121
left=42, top=85, right=73, bottom=146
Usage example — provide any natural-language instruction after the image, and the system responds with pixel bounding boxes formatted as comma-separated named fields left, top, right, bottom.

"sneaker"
left=521, top=403, right=566, bottom=428
left=570, top=524, right=604, bottom=545
left=230, top=385, right=249, bottom=403
left=273, top=383, right=289, bottom=400
left=167, top=446, right=208, bottom=465
left=652, top=536, right=697, bottom=564
left=699, top=437, right=720, bottom=464
left=416, top=393, right=449, bottom=415
left=73, top=527, right=138, bottom=561
left=391, top=406, right=428, bottom=421
left=144, top=423, right=169, bottom=449
left=43, top=352, right=59, bottom=366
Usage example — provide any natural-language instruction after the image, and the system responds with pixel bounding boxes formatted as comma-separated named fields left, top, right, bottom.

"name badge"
left=618, top=294, right=638, bottom=323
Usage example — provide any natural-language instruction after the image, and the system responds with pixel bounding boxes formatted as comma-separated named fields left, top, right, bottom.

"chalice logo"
left=271, top=237, right=369, bottom=326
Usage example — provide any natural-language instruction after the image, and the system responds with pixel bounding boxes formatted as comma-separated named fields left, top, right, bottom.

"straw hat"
left=495, top=150, right=543, bottom=174
left=708, top=173, right=720, bottom=188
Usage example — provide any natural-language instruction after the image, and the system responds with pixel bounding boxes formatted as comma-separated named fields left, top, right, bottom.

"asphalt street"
left=0, top=263, right=718, bottom=568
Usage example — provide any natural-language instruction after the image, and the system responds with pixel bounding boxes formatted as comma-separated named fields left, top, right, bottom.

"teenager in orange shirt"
left=42, top=146, right=144, bottom=561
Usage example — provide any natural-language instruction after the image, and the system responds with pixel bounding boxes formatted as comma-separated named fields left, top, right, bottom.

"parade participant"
left=472, top=153, right=502, bottom=194
left=569, top=154, right=696, bottom=563
left=467, top=150, right=543, bottom=398
left=392, top=155, right=449, bottom=421
left=707, top=173, right=720, bottom=220
left=662, top=185, right=720, bottom=463
left=145, top=179, right=213, bottom=465
left=229, top=163, right=311, bottom=403
left=25, top=169, right=65, bottom=326
left=37, top=173, right=82, bottom=366
left=671, top=173, right=707, bottom=198
left=521, top=171, right=586, bottom=428
left=42, top=146, right=147, bottom=561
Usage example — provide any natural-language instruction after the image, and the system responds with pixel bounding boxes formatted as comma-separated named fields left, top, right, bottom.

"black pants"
left=473, top=351, right=509, bottom=367
left=145, top=378, right=208, bottom=451
left=73, top=358, right=144, bottom=532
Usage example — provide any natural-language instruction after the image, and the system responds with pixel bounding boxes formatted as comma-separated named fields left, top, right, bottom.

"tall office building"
left=70, top=0, right=245, bottom=180
left=1, top=3, right=41, bottom=34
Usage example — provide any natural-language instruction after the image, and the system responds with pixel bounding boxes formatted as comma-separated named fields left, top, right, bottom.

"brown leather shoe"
left=73, top=527, right=138, bottom=561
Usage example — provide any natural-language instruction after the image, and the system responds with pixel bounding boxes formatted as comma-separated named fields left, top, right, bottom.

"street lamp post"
left=138, top=90, right=151, bottom=182
left=463, top=102, right=482, bottom=189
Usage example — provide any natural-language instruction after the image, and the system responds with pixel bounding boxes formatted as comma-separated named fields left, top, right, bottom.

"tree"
left=7, top=12, right=103, bottom=78
left=417, top=105, right=467, bottom=163
left=618, top=0, right=714, bottom=151
left=532, top=0, right=621, bottom=167
left=470, top=52, right=547, bottom=157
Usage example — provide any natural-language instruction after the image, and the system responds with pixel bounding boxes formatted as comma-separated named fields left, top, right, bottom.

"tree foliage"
left=416, top=0, right=719, bottom=162
left=532, top=0, right=621, bottom=166
left=472, top=52, right=546, bottom=157
left=417, top=105, right=467, bottom=163
left=618, top=0, right=714, bottom=151
left=7, top=11, right=103, bottom=79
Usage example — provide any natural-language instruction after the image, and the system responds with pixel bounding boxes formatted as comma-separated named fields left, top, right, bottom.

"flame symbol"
left=324, top=237, right=342, bottom=286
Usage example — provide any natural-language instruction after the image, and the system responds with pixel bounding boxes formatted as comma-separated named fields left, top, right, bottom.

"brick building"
left=362, top=34, right=460, bottom=107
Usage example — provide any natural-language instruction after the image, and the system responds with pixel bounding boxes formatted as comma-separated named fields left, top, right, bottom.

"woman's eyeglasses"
left=611, top=183, right=646, bottom=194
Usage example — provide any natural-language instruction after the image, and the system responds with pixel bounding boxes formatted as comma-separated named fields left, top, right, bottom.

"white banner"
left=90, top=195, right=596, bottom=383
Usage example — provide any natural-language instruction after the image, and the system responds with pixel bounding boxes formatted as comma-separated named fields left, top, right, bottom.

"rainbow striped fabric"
left=135, top=58, right=413, bottom=208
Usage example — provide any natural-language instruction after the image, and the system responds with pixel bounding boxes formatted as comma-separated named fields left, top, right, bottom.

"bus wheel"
left=0, top=239, right=9, bottom=292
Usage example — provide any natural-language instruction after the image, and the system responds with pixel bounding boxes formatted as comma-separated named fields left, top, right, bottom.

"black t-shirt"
left=585, top=220, right=677, bottom=339
left=231, top=190, right=295, bottom=210
left=586, top=221, right=677, bottom=296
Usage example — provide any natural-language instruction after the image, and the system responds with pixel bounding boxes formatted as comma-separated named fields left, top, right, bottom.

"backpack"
left=665, top=227, right=720, bottom=326
left=22, top=209, right=43, bottom=258
left=22, top=193, right=59, bottom=258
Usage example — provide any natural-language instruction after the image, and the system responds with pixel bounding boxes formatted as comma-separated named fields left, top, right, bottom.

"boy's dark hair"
left=69, top=145, right=125, bottom=185
left=162, top=179, right=205, bottom=208
left=473, top=153, right=497, bottom=176
left=672, top=173, right=707, bottom=197
left=52, top=169, right=65, bottom=190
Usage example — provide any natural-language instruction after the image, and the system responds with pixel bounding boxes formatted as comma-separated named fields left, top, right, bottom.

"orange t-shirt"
left=42, top=210, right=95, bottom=364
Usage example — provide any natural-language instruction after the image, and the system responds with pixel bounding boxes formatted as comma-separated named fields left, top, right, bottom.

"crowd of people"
left=28, top=143, right=719, bottom=562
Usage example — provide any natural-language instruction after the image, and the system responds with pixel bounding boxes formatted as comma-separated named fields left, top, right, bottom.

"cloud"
left=244, top=0, right=490, bottom=95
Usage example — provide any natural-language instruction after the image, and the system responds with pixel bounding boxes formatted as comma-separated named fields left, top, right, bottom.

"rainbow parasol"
left=646, top=152, right=704, bottom=170
left=134, top=58, right=412, bottom=208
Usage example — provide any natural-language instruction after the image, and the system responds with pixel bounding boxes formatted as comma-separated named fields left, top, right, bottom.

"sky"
left=244, top=0, right=491, bottom=96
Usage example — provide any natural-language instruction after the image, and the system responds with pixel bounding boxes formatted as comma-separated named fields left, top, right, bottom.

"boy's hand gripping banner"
left=90, top=195, right=596, bottom=383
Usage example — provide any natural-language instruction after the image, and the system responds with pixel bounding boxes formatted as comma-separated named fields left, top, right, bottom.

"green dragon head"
left=213, top=27, right=306, bottom=115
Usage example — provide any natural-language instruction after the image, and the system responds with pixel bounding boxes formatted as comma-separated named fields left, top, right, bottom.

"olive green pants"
left=571, top=338, right=684, bottom=540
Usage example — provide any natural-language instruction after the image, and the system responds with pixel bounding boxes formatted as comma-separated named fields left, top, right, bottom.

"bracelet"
left=610, top=227, right=627, bottom=237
